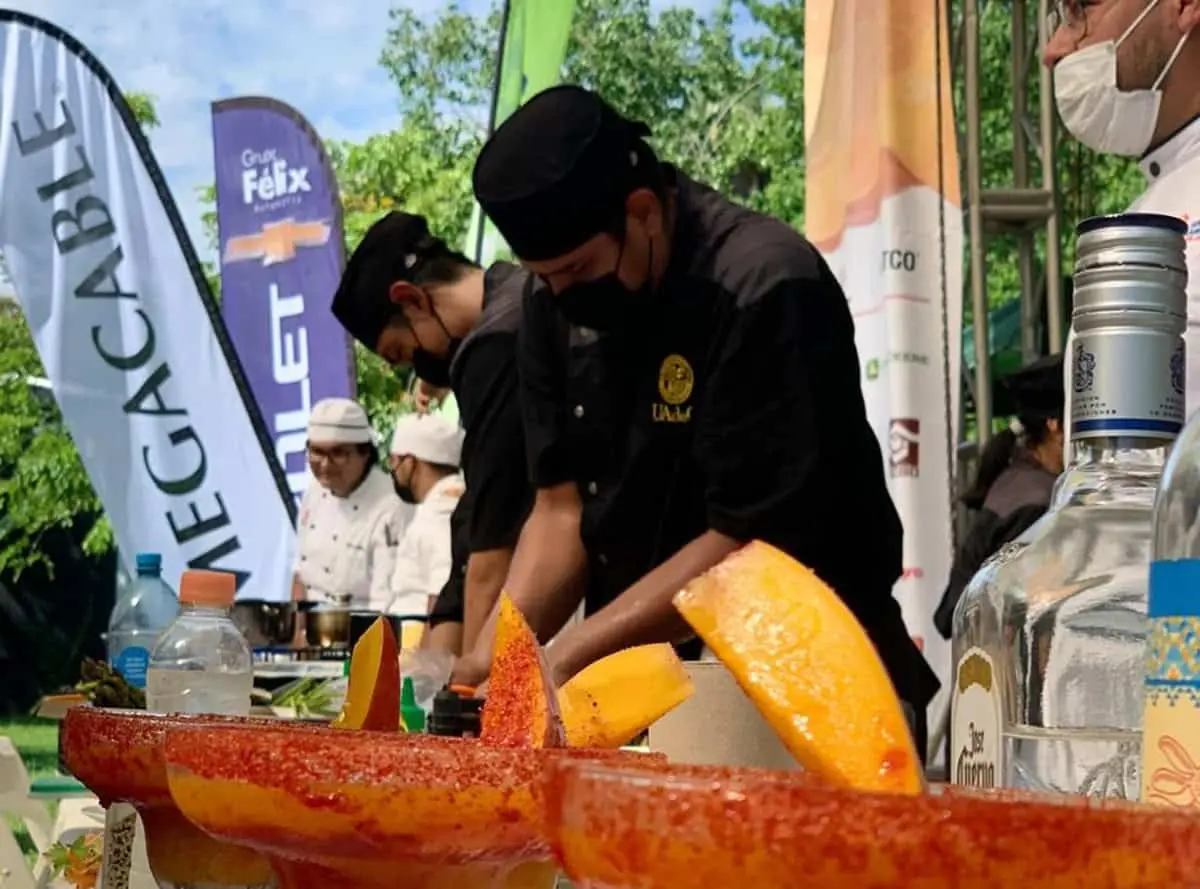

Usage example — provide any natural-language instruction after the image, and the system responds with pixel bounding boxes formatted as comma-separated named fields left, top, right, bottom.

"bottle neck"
left=1053, top=435, right=1172, bottom=509
left=179, top=601, right=229, bottom=616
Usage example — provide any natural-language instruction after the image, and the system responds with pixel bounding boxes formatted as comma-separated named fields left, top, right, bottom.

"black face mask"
left=392, top=457, right=417, bottom=504
left=411, top=343, right=459, bottom=389
left=393, top=478, right=417, bottom=504
left=407, top=303, right=460, bottom=389
left=555, top=240, right=655, bottom=331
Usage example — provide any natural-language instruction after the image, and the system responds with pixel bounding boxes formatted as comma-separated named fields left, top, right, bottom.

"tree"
left=0, top=92, right=161, bottom=575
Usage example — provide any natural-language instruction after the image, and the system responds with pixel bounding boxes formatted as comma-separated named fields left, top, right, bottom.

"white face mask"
left=1053, top=0, right=1191, bottom=157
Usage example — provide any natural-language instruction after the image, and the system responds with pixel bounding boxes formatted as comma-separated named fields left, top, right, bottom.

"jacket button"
left=573, top=404, right=585, bottom=418
left=598, top=553, right=608, bottom=566
left=1150, top=161, right=1161, bottom=177
left=587, top=481, right=598, bottom=495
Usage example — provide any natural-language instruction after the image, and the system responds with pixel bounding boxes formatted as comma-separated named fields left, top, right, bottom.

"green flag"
left=464, top=0, right=577, bottom=265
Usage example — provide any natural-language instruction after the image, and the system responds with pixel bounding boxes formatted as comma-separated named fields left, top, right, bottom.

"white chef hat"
left=307, top=398, right=373, bottom=444
left=390, top=414, right=464, bottom=467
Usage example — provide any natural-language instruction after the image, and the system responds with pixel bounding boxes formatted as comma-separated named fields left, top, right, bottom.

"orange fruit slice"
left=333, top=616, right=401, bottom=732
left=557, top=644, right=694, bottom=748
left=674, top=541, right=921, bottom=793
left=481, top=594, right=565, bottom=748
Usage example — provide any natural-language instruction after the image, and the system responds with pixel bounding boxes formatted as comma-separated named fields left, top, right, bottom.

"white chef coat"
left=382, top=473, right=464, bottom=615
left=293, top=467, right=412, bottom=607
left=1063, top=116, right=1200, bottom=454
left=1130, top=116, right=1200, bottom=413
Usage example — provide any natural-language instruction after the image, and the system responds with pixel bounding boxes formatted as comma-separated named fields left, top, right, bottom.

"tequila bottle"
left=951, top=213, right=1187, bottom=799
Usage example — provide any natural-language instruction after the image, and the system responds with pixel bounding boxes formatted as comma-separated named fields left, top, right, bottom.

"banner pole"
left=474, top=0, right=514, bottom=264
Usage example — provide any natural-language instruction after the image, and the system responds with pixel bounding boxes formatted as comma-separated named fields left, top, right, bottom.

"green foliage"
left=0, top=8, right=1156, bottom=576
left=956, top=1, right=1143, bottom=316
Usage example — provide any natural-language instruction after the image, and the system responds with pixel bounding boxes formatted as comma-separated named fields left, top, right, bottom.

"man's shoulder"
left=678, top=177, right=825, bottom=310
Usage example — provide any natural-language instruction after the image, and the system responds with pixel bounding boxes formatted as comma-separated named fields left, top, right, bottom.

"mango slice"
left=673, top=541, right=922, bottom=794
left=557, top=644, right=694, bottom=748
left=333, top=616, right=401, bottom=731
left=481, top=594, right=565, bottom=748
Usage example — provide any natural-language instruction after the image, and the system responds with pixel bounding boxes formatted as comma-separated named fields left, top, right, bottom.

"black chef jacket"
left=516, top=170, right=940, bottom=714
left=429, top=262, right=535, bottom=625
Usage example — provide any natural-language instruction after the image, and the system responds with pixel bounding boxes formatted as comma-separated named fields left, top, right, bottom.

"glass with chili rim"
left=545, top=757, right=1200, bottom=889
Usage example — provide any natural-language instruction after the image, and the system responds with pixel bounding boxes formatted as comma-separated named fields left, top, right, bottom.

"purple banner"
left=212, top=97, right=355, bottom=505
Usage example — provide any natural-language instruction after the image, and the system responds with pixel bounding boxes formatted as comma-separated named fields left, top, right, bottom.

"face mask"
left=406, top=302, right=460, bottom=389
left=411, top=344, right=459, bottom=389
left=1054, top=0, right=1191, bottom=157
left=556, top=239, right=655, bottom=331
left=392, top=457, right=417, bottom=503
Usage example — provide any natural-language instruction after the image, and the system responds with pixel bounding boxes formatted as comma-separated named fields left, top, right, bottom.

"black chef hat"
left=996, top=353, right=1065, bottom=419
left=331, top=212, right=435, bottom=349
left=472, top=85, right=656, bottom=261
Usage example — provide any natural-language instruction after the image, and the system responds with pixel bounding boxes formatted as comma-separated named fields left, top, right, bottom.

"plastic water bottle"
left=106, top=553, right=179, bottom=690
left=146, top=569, right=253, bottom=715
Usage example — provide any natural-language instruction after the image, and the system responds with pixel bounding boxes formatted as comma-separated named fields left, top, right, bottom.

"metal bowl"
left=305, top=607, right=352, bottom=649
left=231, top=600, right=297, bottom=648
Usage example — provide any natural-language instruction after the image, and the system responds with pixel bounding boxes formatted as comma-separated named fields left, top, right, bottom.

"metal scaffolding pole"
left=959, top=0, right=1063, bottom=446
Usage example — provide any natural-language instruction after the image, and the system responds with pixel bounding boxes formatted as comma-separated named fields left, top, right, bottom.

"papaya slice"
left=481, top=594, right=565, bottom=748
left=332, top=616, right=401, bottom=732
left=557, top=644, right=693, bottom=748
left=674, top=541, right=922, bottom=794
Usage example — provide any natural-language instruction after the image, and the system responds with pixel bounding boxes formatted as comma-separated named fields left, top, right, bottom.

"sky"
left=9, top=0, right=731, bottom=264
left=6, top=0, right=486, bottom=260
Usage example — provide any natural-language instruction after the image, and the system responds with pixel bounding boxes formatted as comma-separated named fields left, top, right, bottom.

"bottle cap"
left=400, top=676, right=425, bottom=732
left=178, top=569, right=236, bottom=607
left=134, top=553, right=162, bottom=573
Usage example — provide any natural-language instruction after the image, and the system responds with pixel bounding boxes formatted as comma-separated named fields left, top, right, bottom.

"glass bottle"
left=951, top=213, right=1188, bottom=799
left=1144, top=246, right=1200, bottom=809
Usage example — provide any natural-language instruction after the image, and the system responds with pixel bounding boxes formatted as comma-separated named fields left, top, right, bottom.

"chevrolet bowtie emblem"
left=223, top=218, right=332, bottom=266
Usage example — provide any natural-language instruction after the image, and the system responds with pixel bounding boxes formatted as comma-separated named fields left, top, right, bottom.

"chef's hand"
left=413, top=380, right=450, bottom=415
left=449, top=648, right=490, bottom=688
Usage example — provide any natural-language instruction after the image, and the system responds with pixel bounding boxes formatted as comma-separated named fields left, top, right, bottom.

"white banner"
left=804, top=1, right=963, bottom=726
left=0, top=12, right=297, bottom=598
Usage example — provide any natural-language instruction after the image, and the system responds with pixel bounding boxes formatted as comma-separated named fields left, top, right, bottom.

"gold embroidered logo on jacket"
left=654, top=354, right=694, bottom=423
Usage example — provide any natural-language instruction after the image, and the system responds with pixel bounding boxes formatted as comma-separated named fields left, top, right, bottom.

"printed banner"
left=804, top=0, right=964, bottom=718
left=464, top=0, right=577, bottom=264
left=0, top=11, right=296, bottom=597
left=212, top=98, right=355, bottom=504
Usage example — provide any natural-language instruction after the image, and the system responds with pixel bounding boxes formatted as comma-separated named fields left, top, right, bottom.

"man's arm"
left=452, top=336, right=536, bottom=650
left=452, top=287, right=586, bottom=684
left=546, top=280, right=821, bottom=683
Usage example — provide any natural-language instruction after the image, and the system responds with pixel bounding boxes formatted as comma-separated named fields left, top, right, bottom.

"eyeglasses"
left=307, top=444, right=357, bottom=465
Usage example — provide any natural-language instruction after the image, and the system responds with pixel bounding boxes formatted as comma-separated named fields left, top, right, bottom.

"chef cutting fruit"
left=449, top=84, right=939, bottom=758
left=331, top=212, right=544, bottom=658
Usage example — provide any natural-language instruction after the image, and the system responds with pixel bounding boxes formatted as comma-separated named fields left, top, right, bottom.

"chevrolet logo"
left=223, top=218, right=332, bottom=266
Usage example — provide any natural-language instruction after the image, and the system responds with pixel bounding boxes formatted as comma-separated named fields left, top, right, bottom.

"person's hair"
left=961, top=413, right=1055, bottom=510
left=602, top=137, right=671, bottom=238
left=378, top=237, right=478, bottom=332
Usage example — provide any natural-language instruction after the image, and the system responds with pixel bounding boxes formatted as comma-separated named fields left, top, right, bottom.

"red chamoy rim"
left=162, top=720, right=660, bottom=865
left=547, top=758, right=1200, bottom=888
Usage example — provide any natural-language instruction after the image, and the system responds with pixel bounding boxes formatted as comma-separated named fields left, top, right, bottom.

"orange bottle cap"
left=179, top=569, right=236, bottom=607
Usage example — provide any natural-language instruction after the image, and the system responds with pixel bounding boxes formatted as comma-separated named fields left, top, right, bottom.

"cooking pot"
left=231, top=600, right=297, bottom=649
left=303, top=606, right=352, bottom=649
